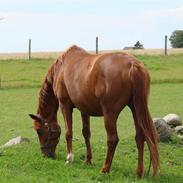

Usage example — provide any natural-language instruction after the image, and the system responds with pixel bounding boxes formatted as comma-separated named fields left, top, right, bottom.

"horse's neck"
left=37, top=73, right=58, bottom=123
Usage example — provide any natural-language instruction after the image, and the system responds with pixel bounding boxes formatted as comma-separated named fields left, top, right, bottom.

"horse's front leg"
left=102, top=110, right=119, bottom=173
left=61, top=104, right=74, bottom=164
left=81, top=113, right=92, bottom=164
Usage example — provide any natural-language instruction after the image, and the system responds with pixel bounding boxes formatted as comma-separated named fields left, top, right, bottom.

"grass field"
left=0, top=54, right=183, bottom=183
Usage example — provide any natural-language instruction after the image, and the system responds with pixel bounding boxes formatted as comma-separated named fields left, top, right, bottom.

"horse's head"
left=29, top=114, right=61, bottom=158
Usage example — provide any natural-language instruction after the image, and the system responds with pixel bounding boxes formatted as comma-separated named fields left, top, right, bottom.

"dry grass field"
left=0, top=48, right=183, bottom=60
left=0, top=51, right=62, bottom=60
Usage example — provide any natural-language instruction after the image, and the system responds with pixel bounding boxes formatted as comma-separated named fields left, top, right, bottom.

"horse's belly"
left=71, top=96, right=103, bottom=116
left=78, top=107, right=103, bottom=116
left=66, top=79, right=103, bottom=116
left=77, top=105, right=103, bottom=116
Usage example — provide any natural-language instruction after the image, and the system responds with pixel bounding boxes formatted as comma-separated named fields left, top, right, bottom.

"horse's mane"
left=37, top=45, right=86, bottom=116
left=37, top=62, right=58, bottom=116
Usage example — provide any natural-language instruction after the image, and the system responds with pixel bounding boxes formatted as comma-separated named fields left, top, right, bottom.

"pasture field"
left=0, top=54, right=183, bottom=183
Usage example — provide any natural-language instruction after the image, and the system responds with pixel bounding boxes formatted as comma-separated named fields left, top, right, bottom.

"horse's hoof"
left=152, top=169, right=160, bottom=177
left=137, top=173, right=144, bottom=178
left=64, top=153, right=74, bottom=165
left=64, top=160, right=71, bottom=165
left=136, top=169, right=144, bottom=178
left=85, top=160, right=92, bottom=165
left=101, top=167, right=110, bottom=173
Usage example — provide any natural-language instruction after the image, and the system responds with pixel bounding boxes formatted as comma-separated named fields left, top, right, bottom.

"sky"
left=0, top=0, right=183, bottom=52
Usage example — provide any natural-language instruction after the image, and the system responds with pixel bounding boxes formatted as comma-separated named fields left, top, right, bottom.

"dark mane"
left=37, top=63, right=58, bottom=118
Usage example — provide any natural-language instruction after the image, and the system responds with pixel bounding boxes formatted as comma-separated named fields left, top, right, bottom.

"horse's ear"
left=29, top=114, right=43, bottom=123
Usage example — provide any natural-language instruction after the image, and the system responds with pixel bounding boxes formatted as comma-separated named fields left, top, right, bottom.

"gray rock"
left=175, top=125, right=183, bottom=135
left=0, top=136, right=30, bottom=149
left=153, top=118, right=172, bottom=141
left=177, top=135, right=183, bottom=140
left=177, top=135, right=183, bottom=145
left=163, top=113, right=182, bottom=127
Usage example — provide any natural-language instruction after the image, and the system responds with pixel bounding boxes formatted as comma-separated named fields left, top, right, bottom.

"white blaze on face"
left=65, top=153, right=74, bottom=165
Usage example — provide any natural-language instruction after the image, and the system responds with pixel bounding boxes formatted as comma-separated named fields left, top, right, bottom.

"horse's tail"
left=130, top=62, right=160, bottom=176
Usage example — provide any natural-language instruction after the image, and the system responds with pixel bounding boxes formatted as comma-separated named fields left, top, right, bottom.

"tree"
left=169, top=30, right=183, bottom=48
left=133, top=41, right=144, bottom=49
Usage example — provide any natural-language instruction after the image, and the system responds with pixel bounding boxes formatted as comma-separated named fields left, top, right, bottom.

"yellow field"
left=0, top=48, right=183, bottom=60
left=0, top=51, right=62, bottom=60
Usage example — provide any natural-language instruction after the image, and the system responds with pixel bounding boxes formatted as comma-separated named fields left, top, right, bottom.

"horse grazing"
left=29, top=45, right=160, bottom=177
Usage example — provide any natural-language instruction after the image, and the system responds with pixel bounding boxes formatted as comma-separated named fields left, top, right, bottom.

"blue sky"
left=0, top=0, right=183, bottom=52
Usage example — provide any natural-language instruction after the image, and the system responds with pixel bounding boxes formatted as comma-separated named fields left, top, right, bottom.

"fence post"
left=165, top=35, right=168, bottom=56
left=29, top=39, right=31, bottom=60
left=96, top=36, right=98, bottom=54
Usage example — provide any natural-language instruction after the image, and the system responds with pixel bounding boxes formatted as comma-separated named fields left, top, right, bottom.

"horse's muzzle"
left=44, top=151, right=56, bottom=159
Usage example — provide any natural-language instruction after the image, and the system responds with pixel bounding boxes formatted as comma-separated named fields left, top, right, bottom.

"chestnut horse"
left=29, top=45, right=160, bottom=177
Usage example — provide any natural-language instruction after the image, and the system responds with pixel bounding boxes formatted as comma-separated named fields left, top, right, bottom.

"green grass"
left=1, top=54, right=183, bottom=88
left=0, top=58, right=53, bottom=88
left=138, top=54, right=183, bottom=84
left=0, top=55, right=183, bottom=182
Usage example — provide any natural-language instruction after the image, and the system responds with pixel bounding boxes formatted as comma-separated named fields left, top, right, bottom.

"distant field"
left=0, top=55, right=183, bottom=183
left=0, top=48, right=183, bottom=60
left=1, top=54, right=183, bottom=89
left=0, top=51, right=62, bottom=60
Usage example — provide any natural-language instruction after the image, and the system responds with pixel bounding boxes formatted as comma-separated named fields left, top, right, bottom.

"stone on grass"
left=177, top=135, right=183, bottom=145
left=177, top=135, right=183, bottom=140
left=0, top=136, right=30, bottom=149
left=175, top=125, right=183, bottom=135
left=153, top=118, right=172, bottom=141
left=163, top=113, right=182, bottom=127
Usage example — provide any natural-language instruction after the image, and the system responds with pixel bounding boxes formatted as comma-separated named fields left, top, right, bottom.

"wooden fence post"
left=165, top=35, right=168, bottom=56
left=96, top=36, right=98, bottom=54
left=29, top=39, right=31, bottom=60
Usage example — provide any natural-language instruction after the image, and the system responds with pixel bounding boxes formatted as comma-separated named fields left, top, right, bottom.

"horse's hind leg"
left=130, top=105, right=145, bottom=177
left=81, top=113, right=92, bottom=164
left=101, top=110, right=119, bottom=173
left=61, top=104, right=74, bottom=164
left=135, top=124, right=145, bottom=177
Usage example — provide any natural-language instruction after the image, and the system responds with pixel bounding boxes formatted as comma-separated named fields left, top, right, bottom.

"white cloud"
left=146, top=6, right=183, bottom=19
